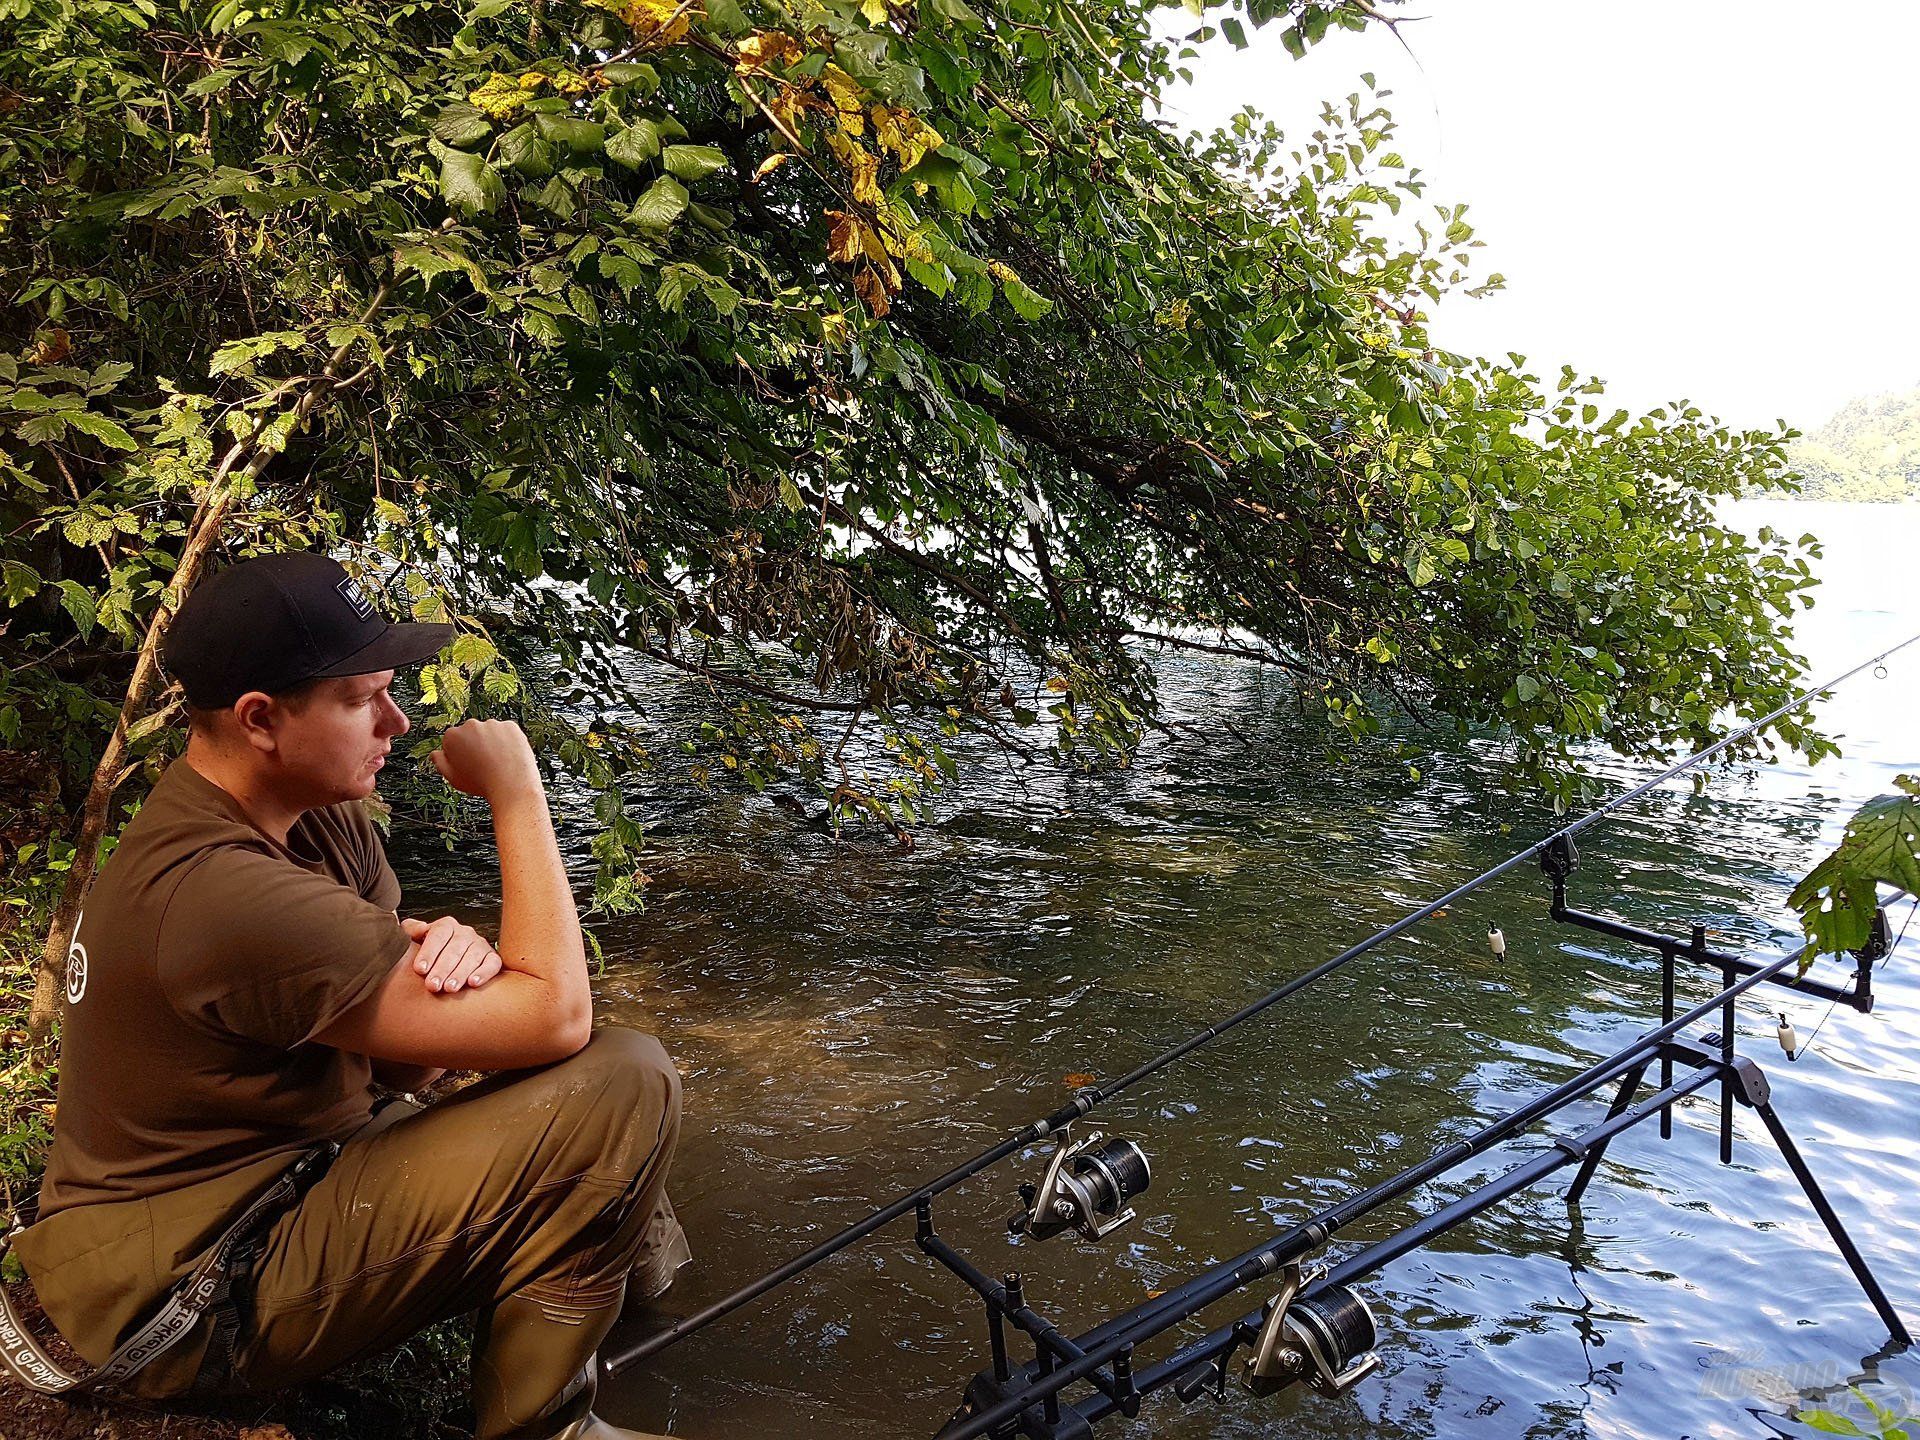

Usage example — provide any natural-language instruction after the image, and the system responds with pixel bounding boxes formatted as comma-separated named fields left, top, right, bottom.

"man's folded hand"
left=399, top=915, right=503, bottom=994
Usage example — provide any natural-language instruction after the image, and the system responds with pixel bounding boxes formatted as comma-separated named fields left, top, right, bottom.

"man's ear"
left=231, top=690, right=280, bottom=753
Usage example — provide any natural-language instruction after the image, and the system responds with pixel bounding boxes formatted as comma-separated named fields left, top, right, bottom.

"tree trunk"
left=26, top=487, right=238, bottom=1052
left=24, top=262, right=412, bottom=1056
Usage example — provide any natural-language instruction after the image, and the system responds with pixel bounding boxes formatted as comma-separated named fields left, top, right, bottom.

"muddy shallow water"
left=394, top=500, right=1920, bottom=1440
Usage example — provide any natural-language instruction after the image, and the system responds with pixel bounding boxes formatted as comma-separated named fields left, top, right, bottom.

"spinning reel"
left=1174, top=1263, right=1381, bottom=1406
left=1007, top=1127, right=1152, bottom=1243
left=1243, top=1264, right=1381, bottom=1398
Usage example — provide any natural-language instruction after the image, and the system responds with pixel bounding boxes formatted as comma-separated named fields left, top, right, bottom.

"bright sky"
left=1156, top=1, right=1920, bottom=435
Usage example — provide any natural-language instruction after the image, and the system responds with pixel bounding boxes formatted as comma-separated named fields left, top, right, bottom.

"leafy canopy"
left=2, top=0, right=1828, bottom=915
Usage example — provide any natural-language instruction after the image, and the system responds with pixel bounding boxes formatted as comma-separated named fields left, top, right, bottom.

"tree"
left=2, top=0, right=1827, bottom=1053
left=1785, top=387, right=1920, bottom=501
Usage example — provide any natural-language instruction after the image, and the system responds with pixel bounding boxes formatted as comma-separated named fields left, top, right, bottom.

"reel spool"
left=1007, top=1128, right=1152, bottom=1243
left=1243, top=1264, right=1381, bottom=1399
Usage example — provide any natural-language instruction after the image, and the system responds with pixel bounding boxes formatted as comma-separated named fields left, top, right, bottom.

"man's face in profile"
left=267, top=668, right=411, bottom=808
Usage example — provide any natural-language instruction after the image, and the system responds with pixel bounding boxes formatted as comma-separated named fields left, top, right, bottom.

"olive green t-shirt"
left=16, top=756, right=412, bottom=1364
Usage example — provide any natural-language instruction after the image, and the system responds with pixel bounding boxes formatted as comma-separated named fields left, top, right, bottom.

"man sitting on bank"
left=10, top=551, right=688, bottom=1440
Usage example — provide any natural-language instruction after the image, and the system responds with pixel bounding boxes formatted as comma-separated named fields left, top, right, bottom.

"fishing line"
left=607, top=627, right=1920, bottom=1375
left=1790, top=894, right=1920, bottom=1063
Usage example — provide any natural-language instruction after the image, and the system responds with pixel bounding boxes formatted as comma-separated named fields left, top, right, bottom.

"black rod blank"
left=606, top=630, right=1920, bottom=1376
left=937, top=934, right=1832, bottom=1440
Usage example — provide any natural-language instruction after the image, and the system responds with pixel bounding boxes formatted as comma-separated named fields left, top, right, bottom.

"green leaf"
left=57, top=579, right=96, bottom=638
left=629, top=175, right=689, bottom=232
left=1403, top=545, right=1435, bottom=588
left=449, top=632, right=497, bottom=667
left=87, top=360, right=134, bottom=392
left=930, top=0, right=983, bottom=24
left=209, top=329, right=306, bottom=377
left=431, top=102, right=494, bottom=148
left=533, top=114, right=605, bottom=154
left=15, top=411, right=70, bottom=445
left=396, top=242, right=473, bottom=287
left=1789, top=776, right=1920, bottom=955
left=185, top=67, right=241, bottom=97
left=705, top=0, right=750, bottom=34
left=599, top=253, right=646, bottom=296
left=661, top=144, right=728, bottom=182
left=498, top=122, right=557, bottom=177
left=1, top=560, right=41, bottom=606
left=1799, top=1412, right=1866, bottom=1437
left=1514, top=673, right=1539, bottom=703
left=68, top=410, right=138, bottom=450
left=655, top=265, right=700, bottom=313
left=601, top=62, right=659, bottom=90
left=995, top=266, right=1052, bottom=320
left=438, top=147, right=506, bottom=216
left=604, top=121, right=662, bottom=169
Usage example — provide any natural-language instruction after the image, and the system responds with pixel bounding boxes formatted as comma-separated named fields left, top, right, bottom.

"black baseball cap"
left=161, top=551, right=454, bottom=709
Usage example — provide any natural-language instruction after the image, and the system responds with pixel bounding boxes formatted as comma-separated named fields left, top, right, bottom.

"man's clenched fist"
left=428, top=718, right=543, bottom=805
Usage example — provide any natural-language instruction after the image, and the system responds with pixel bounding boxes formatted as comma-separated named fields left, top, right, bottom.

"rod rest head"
left=1851, top=906, right=1892, bottom=967
left=1539, top=834, right=1579, bottom=883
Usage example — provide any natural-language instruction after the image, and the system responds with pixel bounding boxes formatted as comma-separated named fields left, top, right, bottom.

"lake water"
left=395, top=498, right=1920, bottom=1440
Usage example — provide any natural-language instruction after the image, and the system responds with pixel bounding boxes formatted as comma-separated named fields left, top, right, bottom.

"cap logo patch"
left=336, top=575, right=376, bottom=622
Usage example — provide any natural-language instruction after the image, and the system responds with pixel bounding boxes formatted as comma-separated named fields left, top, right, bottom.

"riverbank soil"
left=0, top=1283, right=473, bottom=1439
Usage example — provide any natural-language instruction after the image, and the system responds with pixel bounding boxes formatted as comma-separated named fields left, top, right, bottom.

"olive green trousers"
left=230, top=1026, right=688, bottom=1435
left=75, top=1026, right=691, bottom=1436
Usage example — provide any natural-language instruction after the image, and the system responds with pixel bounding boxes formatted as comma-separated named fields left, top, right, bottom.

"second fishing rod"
left=605, top=628, right=1920, bottom=1376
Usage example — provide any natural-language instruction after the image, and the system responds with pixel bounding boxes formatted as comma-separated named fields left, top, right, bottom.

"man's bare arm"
left=315, top=720, right=593, bottom=1070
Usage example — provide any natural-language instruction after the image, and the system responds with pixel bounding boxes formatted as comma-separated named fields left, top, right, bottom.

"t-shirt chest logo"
left=335, top=576, right=376, bottom=622
left=65, top=910, right=88, bottom=1006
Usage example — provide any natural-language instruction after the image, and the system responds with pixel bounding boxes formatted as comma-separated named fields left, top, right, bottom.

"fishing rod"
left=606, top=628, right=1920, bottom=1377
left=931, top=882, right=1909, bottom=1439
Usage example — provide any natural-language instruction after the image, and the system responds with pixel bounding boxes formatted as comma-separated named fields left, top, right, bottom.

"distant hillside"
left=1785, top=388, right=1920, bottom=501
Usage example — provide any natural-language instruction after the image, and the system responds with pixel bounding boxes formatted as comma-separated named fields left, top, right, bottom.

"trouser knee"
left=544, top=1026, right=682, bottom=1183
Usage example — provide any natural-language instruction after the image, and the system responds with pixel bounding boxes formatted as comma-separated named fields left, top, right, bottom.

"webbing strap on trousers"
left=0, top=1142, right=337, bottom=1396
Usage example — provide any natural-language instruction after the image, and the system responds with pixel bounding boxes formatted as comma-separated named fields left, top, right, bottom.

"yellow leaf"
left=753, top=151, right=793, bottom=182
left=589, top=0, right=696, bottom=45
left=821, top=64, right=865, bottom=134
left=825, top=130, right=881, bottom=208
left=876, top=203, right=934, bottom=264
left=853, top=264, right=891, bottom=317
left=825, top=209, right=864, bottom=264
left=736, top=29, right=803, bottom=71
left=871, top=105, right=943, bottom=171
left=469, top=72, right=538, bottom=119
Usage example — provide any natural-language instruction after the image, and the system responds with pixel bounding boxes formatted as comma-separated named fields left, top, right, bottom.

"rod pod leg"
left=1746, top=1091, right=1912, bottom=1346
left=1565, top=1061, right=1650, bottom=1210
